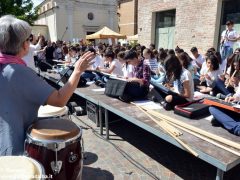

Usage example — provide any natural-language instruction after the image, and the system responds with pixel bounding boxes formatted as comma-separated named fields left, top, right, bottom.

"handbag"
left=104, top=78, right=128, bottom=97
left=174, top=101, right=210, bottom=119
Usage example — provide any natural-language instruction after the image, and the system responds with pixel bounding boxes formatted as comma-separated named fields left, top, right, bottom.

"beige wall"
left=118, top=0, right=136, bottom=36
left=31, top=25, right=50, bottom=40
left=138, top=0, right=223, bottom=54
left=35, top=0, right=118, bottom=42
left=35, top=10, right=57, bottom=41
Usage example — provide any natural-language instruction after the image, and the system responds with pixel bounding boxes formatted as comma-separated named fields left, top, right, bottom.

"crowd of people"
left=23, top=20, right=240, bottom=137
left=1, top=14, right=240, bottom=157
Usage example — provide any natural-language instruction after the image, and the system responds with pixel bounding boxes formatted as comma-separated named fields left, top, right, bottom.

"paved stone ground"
left=71, top=115, right=240, bottom=180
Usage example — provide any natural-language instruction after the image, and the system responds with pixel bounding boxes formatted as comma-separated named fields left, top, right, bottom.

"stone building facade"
left=138, top=0, right=226, bottom=53
left=118, top=0, right=138, bottom=36
left=34, top=0, right=118, bottom=42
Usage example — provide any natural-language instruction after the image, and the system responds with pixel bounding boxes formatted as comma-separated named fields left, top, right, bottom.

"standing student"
left=220, top=20, right=239, bottom=61
left=45, top=41, right=55, bottom=65
left=22, top=33, right=43, bottom=69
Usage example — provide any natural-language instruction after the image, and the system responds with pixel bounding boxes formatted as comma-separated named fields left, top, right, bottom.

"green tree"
left=0, top=0, right=39, bottom=25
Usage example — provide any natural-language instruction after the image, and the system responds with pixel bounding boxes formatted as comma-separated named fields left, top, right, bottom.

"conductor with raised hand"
left=0, top=15, right=95, bottom=156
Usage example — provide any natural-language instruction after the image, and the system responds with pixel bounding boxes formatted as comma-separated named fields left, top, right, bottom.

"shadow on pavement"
left=82, top=166, right=114, bottom=180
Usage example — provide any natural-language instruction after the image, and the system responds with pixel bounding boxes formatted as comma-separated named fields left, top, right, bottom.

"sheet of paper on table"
left=91, top=88, right=105, bottom=92
left=86, top=81, right=95, bottom=85
left=133, top=100, right=162, bottom=110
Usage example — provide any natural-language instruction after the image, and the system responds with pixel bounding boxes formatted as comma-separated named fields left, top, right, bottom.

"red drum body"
left=25, top=118, right=83, bottom=180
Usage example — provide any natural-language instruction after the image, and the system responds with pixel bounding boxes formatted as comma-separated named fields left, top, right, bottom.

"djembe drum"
left=38, top=105, right=69, bottom=119
left=0, top=156, right=45, bottom=180
left=25, top=118, right=83, bottom=180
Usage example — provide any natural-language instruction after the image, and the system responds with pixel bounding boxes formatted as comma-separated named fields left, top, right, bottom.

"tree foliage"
left=0, top=0, right=39, bottom=25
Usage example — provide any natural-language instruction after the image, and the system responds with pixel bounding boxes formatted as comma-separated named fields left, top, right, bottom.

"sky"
left=32, top=0, right=43, bottom=7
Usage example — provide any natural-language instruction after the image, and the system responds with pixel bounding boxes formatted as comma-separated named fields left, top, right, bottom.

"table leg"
left=96, top=106, right=100, bottom=127
left=99, top=106, right=103, bottom=135
left=105, top=109, right=109, bottom=139
left=216, top=168, right=224, bottom=180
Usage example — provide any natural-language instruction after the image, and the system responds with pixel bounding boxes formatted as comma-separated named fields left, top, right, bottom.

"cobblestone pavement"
left=72, top=115, right=240, bottom=180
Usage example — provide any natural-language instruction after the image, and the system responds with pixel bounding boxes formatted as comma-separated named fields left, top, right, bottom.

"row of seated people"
left=77, top=47, right=240, bottom=136
left=42, top=44, right=239, bottom=136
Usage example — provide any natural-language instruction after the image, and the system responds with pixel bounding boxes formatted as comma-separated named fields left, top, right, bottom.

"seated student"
left=81, top=48, right=104, bottom=81
left=190, top=47, right=205, bottom=69
left=160, top=55, right=194, bottom=110
left=91, top=50, right=104, bottom=70
left=97, top=50, right=123, bottom=76
left=151, top=49, right=167, bottom=84
left=215, top=53, right=240, bottom=96
left=198, top=54, right=222, bottom=93
left=175, top=46, right=184, bottom=58
left=120, top=50, right=151, bottom=101
left=64, top=46, right=79, bottom=65
left=209, top=88, right=240, bottom=136
left=152, top=49, right=159, bottom=62
left=178, top=52, right=196, bottom=78
left=54, top=42, right=63, bottom=60
left=216, top=51, right=227, bottom=73
left=143, top=48, right=158, bottom=73
left=200, top=48, right=216, bottom=73
left=117, top=51, right=134, bottom=78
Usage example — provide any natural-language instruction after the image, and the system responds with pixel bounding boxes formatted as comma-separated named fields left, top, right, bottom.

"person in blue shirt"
left=0, top=15, right=95, bottom=155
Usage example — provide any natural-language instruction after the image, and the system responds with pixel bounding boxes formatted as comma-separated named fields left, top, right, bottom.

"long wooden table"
left=40, top=71, right=240, bottom=180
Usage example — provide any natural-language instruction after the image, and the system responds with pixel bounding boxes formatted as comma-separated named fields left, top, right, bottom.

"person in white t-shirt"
left=220, top=20, right=240, bottom=61
left=117, top=51, right=134, bottom=78
left=64, top=46, right=79, bottom=65
left=190, top=47, right=205, bottom=69
left=198, top=54, right=222, bottom=93
left=160, top=55, right=194, bottom=110
left=97, top=50, right=123, bottom=76
left=22, top=33, right=43, bottom=69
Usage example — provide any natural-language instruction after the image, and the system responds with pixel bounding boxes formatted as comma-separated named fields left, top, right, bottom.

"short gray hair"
left=0, top=15, right=32, bottom=55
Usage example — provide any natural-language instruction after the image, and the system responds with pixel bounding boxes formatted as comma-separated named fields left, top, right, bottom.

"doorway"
left=155, top=10, right=176, bottom=50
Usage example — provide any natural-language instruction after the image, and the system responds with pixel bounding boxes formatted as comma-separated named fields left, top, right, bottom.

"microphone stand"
left=61, top=27, right=68, bottom=41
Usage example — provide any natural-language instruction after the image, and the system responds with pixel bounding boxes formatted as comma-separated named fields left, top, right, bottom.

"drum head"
left=30, top=118, right=80, bottom=141
left=38, top=105, right=68, bottom=118
left=0, top=156, right=43, bottom=179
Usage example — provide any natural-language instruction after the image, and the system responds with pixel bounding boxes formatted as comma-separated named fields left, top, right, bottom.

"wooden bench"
left=40, top=72, right=240, bottom=180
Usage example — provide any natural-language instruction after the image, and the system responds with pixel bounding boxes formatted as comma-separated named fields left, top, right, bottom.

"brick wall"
left=138, top=0, right=222, bottom=54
